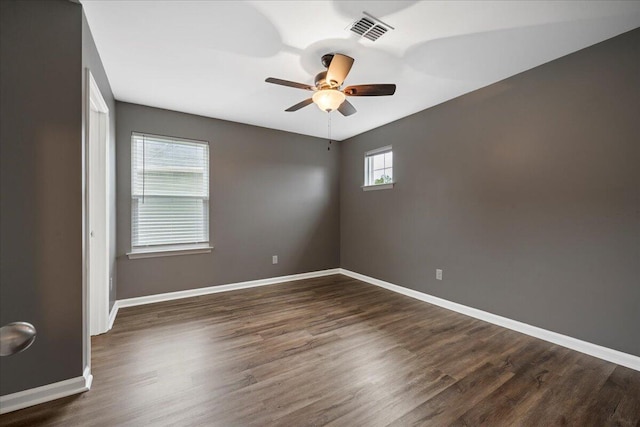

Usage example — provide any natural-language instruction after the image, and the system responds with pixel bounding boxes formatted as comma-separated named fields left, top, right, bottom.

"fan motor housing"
left=314, top=71, right=329, bottom=89
left=321, top=53, right=334, bottom=68
left=314, top=71, right=340, bottom=90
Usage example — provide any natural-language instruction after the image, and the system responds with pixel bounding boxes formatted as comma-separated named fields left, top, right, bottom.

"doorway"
left=86, top=70, right=110, bottom=339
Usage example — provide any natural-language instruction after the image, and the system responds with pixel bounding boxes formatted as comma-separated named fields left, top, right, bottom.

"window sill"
left=362, top=183, right=394, bottom=191
left=127, top=245, right=213, bottom=260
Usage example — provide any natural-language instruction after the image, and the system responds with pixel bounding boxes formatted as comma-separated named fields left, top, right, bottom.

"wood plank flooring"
left=2, top=274, right=639, bottom=426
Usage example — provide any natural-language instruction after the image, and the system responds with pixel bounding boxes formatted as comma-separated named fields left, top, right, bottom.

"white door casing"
left=87, top=71, right=110, bottom=336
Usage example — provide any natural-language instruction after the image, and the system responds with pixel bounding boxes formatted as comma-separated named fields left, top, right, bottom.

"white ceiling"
left=81, top=1, right=640, bottom=141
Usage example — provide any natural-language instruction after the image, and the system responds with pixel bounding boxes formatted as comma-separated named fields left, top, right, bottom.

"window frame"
left=363, top=145, right=394, bottom=191
left=127, top=132, right=213, bottom=259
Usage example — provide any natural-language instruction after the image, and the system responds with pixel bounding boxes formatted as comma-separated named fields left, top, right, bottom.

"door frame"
left=83, top=69, right=110, bottom=376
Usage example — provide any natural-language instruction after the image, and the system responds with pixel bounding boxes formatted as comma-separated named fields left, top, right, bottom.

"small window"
left=130, top=132, right=210, bottom=256
left=364, top=145, right=393, bottom=189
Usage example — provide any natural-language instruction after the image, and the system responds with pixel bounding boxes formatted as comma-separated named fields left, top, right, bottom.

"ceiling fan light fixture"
left=312, top=89, right=346, bottom=112
left=266, top=53, right=395, bottom=116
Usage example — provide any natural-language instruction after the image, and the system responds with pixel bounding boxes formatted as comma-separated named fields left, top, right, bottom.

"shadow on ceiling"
left=403, top=14, right=640, bottom=83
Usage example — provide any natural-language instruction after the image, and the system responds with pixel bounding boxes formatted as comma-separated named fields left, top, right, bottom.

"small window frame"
left=363, top=145, right=394, bottom=191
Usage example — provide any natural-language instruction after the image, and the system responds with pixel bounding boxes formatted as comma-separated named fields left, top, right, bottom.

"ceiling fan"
left=265, top=53, right=396, bottom=116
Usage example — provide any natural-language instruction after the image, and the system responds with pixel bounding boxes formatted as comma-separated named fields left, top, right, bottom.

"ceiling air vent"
left=349, top=12, right=393, bottom=42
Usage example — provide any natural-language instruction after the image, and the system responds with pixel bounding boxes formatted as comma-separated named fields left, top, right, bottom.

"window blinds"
left=131, top=133, right=209, bottom=249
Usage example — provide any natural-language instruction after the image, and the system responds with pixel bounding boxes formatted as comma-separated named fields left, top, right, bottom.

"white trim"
left=117, top=268, right=341, bottom=308
left=362, top=183, right=394, bottom=191
left=84, top=366, right=93, bottom=391
left=365, top=145, right=392, bottom=156
left=81, top=68, right=90, bottom=402
left=127, top=245, right=214, bottom=259
left=87, top=70, right=111, bottom=337
left=88, top=74, right=109, bottom=114
left=0, top=367, right=92, bottom=415
left=131, top=131, right=208, bottom=146
left=339, top=269, right=640, bottom=372
left=107, top=301, right=119, bottom=331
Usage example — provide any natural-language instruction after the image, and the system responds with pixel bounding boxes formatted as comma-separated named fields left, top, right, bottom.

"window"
left=364, top=145, right=394, bottom=190
left=129, top=132, right=211, bottom=258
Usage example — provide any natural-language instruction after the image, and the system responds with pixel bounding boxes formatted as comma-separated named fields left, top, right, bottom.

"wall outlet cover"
left=272, top=255, right=278, bottom=264
left=436, top=269, right=443, bottom=280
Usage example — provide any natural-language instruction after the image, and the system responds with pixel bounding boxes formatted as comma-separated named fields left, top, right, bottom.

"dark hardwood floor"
left=2, top=274, right=639, bottom=426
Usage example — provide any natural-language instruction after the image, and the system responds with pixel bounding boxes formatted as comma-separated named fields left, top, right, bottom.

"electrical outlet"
left=110, top=277, right=113, bottom=290
left=436, top=269, right=443, bottom=280
left=272, top=255, right=278, bottom=265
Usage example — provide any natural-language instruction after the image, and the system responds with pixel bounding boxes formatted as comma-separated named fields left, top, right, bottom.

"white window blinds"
left=131, top=133, right=209, bottom=250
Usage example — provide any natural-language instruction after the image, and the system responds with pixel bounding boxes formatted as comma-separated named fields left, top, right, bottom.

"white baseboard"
left=107, top=302, right=119, bottom=331
left=0, top=367, right=92, bottom=415
left=117, top=268, right=341, bottom=309
left=109, top=266, right=639, bottom=372
left=339, top=269, right=640, bottom=372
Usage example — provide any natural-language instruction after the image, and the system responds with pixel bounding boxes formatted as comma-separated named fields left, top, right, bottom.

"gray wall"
left=1, top=0, right=84, bottom=395
left=116, top=103, right=340, bottom=298
left=341, top=28, right=640, bottom=357
left=1, top=3, right=635, bottom=403
left=82, top=12, right=117, bottom=310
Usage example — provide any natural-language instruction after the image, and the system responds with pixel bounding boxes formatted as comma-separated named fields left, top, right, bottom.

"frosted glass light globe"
left=312, top=89, right=346, bottom=112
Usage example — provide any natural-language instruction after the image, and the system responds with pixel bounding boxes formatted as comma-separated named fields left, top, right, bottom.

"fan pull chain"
left=327, top=112, right=332, bottom=151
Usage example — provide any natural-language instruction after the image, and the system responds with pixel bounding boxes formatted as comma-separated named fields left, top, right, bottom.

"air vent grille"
left=350, top=17, right=374, bottom=36
left=349, top=14, right=392, bottom=42
left=364, top=25, right=387, bottom=41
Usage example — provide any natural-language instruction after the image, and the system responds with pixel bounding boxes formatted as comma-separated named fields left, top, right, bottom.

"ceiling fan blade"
left=343, top=84, right=396, bottom=96
left=265, top=77, right=315, bottom=91
left=285, top=98, right=314, bottom=112
left=338, top=100, right=357, bottom=117
left=326, top=54, right=354, bottom=86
